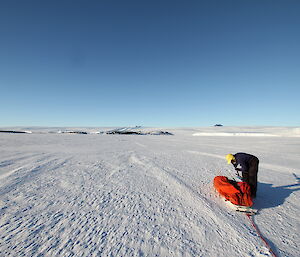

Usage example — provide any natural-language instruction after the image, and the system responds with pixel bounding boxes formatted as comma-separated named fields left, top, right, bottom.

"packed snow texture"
left=0, top=127, right=299, bottom=257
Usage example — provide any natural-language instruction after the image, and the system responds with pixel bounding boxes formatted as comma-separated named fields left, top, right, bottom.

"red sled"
left=214, top=176, right=253, bottom=207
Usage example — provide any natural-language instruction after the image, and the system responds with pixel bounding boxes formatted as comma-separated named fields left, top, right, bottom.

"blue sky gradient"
left=1, top=0, right=300, bottom=127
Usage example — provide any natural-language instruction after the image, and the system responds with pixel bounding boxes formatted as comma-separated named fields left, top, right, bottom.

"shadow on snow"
left=255, top=173, right=300, bottom=210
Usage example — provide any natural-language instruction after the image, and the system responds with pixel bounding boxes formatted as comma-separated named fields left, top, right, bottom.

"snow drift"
left=0, top=127, right=299, bottom=256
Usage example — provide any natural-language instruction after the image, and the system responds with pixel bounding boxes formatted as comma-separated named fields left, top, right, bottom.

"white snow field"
left=0, top=127, right=299, bottom=257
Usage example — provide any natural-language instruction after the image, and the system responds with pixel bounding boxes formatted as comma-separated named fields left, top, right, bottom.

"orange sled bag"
left=214, top=176, right=253, bottom=207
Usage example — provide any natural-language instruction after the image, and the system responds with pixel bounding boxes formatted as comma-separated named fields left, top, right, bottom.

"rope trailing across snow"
left=246, top=214, right=278, bottom=257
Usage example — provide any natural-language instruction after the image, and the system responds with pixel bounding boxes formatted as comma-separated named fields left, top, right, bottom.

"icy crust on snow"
left=0, top=128, right=299, bottom=256
left=191, top=126, right=300, bottom=137
left=193, top=132, right=278, bottom=137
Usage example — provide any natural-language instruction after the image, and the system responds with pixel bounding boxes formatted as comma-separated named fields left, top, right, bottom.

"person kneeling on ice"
left=226, top=153, right=259, bottom=198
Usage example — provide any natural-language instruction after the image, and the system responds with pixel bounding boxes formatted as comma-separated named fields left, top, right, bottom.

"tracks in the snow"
left=126, top=153, right=250, bottom=249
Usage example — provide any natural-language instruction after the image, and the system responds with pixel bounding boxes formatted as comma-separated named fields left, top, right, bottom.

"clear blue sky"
left=1, top=0, right=299, bottom=127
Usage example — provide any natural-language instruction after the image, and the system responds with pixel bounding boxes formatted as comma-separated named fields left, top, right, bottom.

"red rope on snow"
left=246, top=214, right=278, bottom=257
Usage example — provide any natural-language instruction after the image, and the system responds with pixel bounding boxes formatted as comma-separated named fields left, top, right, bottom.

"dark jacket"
left=233, top=152, right=257, bottom=173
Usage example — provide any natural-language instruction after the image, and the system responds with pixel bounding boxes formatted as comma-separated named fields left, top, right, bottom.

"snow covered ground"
left=0, top=127, right=299, bottom=257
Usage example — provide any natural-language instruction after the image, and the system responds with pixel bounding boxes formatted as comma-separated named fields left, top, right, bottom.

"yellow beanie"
left=226, top=154, right=235, bottom=164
